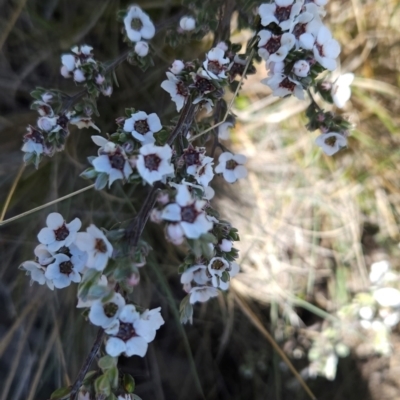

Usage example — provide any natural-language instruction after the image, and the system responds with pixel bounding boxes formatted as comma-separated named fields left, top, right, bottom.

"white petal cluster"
left=105, top=305, right=164, bottom=357
left=38, top=212, right=81, bottom=252
left=75, top=225, right=113, bottom=271
left=123, top=111, right=162, bottom=144
left=331, top=73, right=354, bottom=108
left=315, top=132, right=347, bottom=156
left=91, top=136, right=133, bottom=187
left=161, top=69, right=188, bottom=112
left=21, top=213, right=114, bottom=290
left=184, top=146, right=214, bottom=189
left=203, top=48, right=230, bottom=80
left=160, top=184, right=213, bottom=244
left=214, top=152, right=248, bottom=183
left=123, top=5, right=154, bottom=57
left=136, top=143, right=174, bottom=185
left=258, top=0, right=341, bottom=98
left=60, top=45, right=94, bottom=82
left=89, top=292, right=126, bottom=329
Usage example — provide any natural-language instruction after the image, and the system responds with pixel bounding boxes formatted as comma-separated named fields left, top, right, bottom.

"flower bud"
left=73, top=69, right=86, bottom=82
left=134, top=41, right=149, bottom=57
left=101, top=86, right=113, bottom=97
left=95, top=74, right=105, bottom=85
left=216, top=41, right=228, bottom=52
left=293, top=60, right=310, bottom=77
left=179, top=16, right=196, bottom=31
left=170, top=60, right=184, bottom=74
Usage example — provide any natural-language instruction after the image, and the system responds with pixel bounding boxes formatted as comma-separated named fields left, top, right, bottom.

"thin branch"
left=69, top=328, right=104, bottom=400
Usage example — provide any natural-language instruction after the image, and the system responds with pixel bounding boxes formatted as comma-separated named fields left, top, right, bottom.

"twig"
left=0, top=184, right=95, bottom=227
left=69, top=328, right=104, bottom=400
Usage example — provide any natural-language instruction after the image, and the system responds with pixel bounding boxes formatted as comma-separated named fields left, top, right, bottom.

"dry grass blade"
left=0, top=164, right=25, bottom=222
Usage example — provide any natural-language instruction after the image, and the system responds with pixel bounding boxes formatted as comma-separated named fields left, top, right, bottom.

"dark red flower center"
left=109, top=152, right=126, bottom=170
left=103, top=303, right=119, bottom=318
left=181, top=204, right=199, bottom=223
left=59, top=260, right=73, bottom=275
left=195, top=77, right=215, bottom=94
left=279, top=77, right=296, bottom=91
left=275, top=5, right=292, bottom=22
left=263, top=36, right=282, bottom=54
left=144, top=154, right=161, bottom=171
left=207, top=60, right=223, bottom=76
left=54, top=224, right=69, bottom=241
left=116, top=322, right=137, bottom=341
left=292, top=23, right=306, bottom=39
left=134, top=119, right=150, bottom=134
left=95, top=238, right=108, bottom=253
left=56, top=114, right=69, bottom=129
left=177, top=81, right=189, bottom=97
left=226, top=160, right=238, bottom=170
left=184, top=148, right=200, bottom=166
left=211, top=259, right=226, bottom=270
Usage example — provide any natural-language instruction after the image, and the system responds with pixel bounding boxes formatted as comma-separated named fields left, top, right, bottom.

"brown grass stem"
left=233, top=291, right=318, bottom=400
left=0, top=164, right=25, bottom=222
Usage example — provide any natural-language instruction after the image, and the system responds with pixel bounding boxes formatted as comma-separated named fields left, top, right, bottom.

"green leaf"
left=78, top=269, right=102, bottom=301
left=82, top=370, right=97, bottom=385
left=105, top=366, right=119, bottom=389
left=98, top=355, right=117, bottom=372
left=50, top=386, right=71, bottom=399
left=95, top=172, right=108, bottom=190
left=106, top=229, right=125, bottom=241
left=80, top=167, right=98, bottom=180
left=94, top=374, right=111, bottom=396
left=87, top=284, right=111, bottom=300
left=179, top=295, right=193, bottom=324
left=123, top=373, right=136, bottom=393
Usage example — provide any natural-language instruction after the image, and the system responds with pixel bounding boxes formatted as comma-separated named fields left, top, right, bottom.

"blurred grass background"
left=1, top=0, right=400, bottom=399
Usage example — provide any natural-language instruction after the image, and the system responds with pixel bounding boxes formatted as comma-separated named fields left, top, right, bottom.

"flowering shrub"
left=16, top=1, right=354, bottom=399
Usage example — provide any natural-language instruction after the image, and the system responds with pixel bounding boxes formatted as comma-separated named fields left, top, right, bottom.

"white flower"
left=69, top=116, right=100, bottom=132
left=19, top=259, right=55, bottom=290
left=331, top=73, right=354, bottom=108
left=37, top=212, right=81, bottom=252
left=92, top=144, right=133, bottom=187
left=37, top=116, right=57, bottom=132
left=95, top=74, right=105, bottom=85
left=124, top=5, right=155, bottom=42
left=219, top=239, right=233, bottom=252
left=189, top=286, right=219, bottom=304
left=124, top=111, right=162, bottom=144
left=179, top=16, right=196, bottom=31
left=374, top=288, right=400, bottom=308
left=22, top=126, right=44, bottom=155
left=258, top=0, right=303, bottom=31
left=315, top=132, right=347, bottom=156
left=161, top=184, right=213, bottom=239
left=263, top=74, right=305, bottom=99
left=136, top=143, right=174, bottom=185
left=218, top=122, right=233, bottom=140
left=89, top=292, right=126, bottom=329
left=165, top=223, right=185, bottom=245
left=161, top=72, right=188, bottom=112
left=207, top=257, right=229, bottom=287
left=134, top=41, right=149, bottom=57
left=369, top=260, right=390, bottom=284
left=359, top=306, right=374, bottom=321
left=313, top=26, right=341, bottom=71
left=73, top=69, right=86, bottom=82
left=290, top=9, right=322, bottom=49
left=44, top=253, right=83, bottom=289
left=181, top=264, right=209, bottom=287
left=203, top=48, right=230, bottom=80
left=105, top=305, right=164, bottom=357
left=214, top=152, right=248, bottom=183
left=75, top=224, right=113, bottom=271
left=267, top=60, right=285, bottom=75
left=293, top=60, right=310, bottom=77
left=61, top=54, right=76, bottom=72
left=258, top=31, right=295, bottom=62
left=187, top=155, right=214, bottom=188
left=170, top=60, right=184, bottom=74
